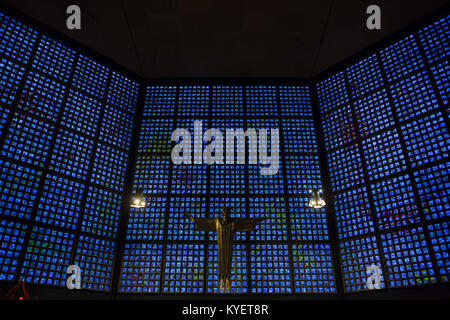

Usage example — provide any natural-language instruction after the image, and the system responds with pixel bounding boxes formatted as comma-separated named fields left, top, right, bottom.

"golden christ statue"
left=185, top=208, right=264, bottom=291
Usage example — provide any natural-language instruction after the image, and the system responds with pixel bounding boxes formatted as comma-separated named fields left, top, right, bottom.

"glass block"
left=335, top=186, right=374, bottom=239
left=328, top=143, right=365, bottom=193
left=209, top=197, right=246, bottom=241
left=36, top=174, right=84, bottom=229
left=61, top=90, right=102, bottom=137
left=133, top=155, right=170, bottom=194
left=417, top=15, right=449, bottom=63
left=72, top=54, right=109, bottom=98
left=0, top=105, right=9, bottom=136
left=248, top=164, right=284, bottom=195
left=371, top=174, right=420, bottom=231
left=73, top=235, right=115, bottom=291
left=106, top=71, right=139, bottom=114
left=248, top=197, right=288, bottom=241
left=0, top=57, right=25, bottom=106
left=430, top=60, right=449, bottom=106
left=250, top=243, right=291, bottom=293
left=316, top=71, right=349, bottom=114
left=206, top=243, right=247, bottom=293
left=427, top=221, right=450, bottom=282
left=380, top=34, right=424, bottom=83
left=353, top=89, right=395, bottom=137
left=144, top=85, right=176, bottom=117
left=210, top=165, right=246, bottom=195
left=211, top=85, right=244, bottom=116
left=1, top=113, right=54, bottom=167
left=119, top=243, right=163, bottom=293
left=126, top=196, right=166, bottom=241
left=162, top=243, right=205, bottom=293
left=283, top=118, right=318, bottom=153
left=209, top=118, right=246, bottom=164
left=289, top=197, right=329, bottom=241
left=175, top=118, right=210, bottom=154
left=100, top=104, right=133, bottom=150
left=245, top=85, right=277, bottom=116
left=346, top=53, right=384, bottom=97
left=92, top=144, right=128, bottom=191
left=285, top=155, right=321, bottom=195
left=339, top=236, right=385, bottom=292
left=246, top=118, right=280, bottom=160
left=82, top=186, right=121, bottom=239
left=32, top=35, right=76, bottom=82
left=49, top=129, right=94, bottom=180
left=18, top=71, right=65, bottom=122
left=21, top=226, right=75, bottom=287
left=361, top=128, right=406, bottom=181
left=0, top=218, right=27, bottom=281
left=178, top=85, right=209, bottom=117
left=401, top=112, right=449, bottom=167
left=380, top=227, right=436, bottom=287
left=322, top=104, right=355, bottom=151
left=138, top=118, right=173, bottom=153
left=390, top=70, right=439, bottom=122
left=167, top=197, right=207, bottom=241
left=292, top=243, right=335, bottom=293
left=171, top=164, right=208, bottom=195
left=413, top=161, right=449, bottom=220
left=279, top=85, right=312, bottom=117
left=0, top=159, right=41, bottom=220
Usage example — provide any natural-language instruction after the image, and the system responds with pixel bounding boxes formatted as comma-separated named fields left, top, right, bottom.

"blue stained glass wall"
left=318, top=14, right=450, bottom=292
left=0, top=10, right=138, bottom=291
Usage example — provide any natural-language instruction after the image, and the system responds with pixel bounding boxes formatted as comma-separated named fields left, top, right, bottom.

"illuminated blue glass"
left=72, top=54, right=109, bottom=98
left=175, top=117, right=210, bottom=154
left=162, top=243, right=205, bottom=293
left=36, top=174, right=84, bottom=229
left=138, top=118, right=173, bottom=153
left=353, top=89, right=395, bottom=137
left=0, top=105, right=9, bottom=136
left=106, top=71, right=139, bottom=114
left=82, top=186, right=121, bottom=238
left=283, top=118, right=317, bottom=153
left=21, top=226, right=75, bottom=287
left=285, top=155, right=321, bottom=194
left=380, top=227, right=436, bottom=287
left=361, top=128, right=406, bottom=180
left=346, top=53, right=383, bottom=97
left=1, top=113, right=55, bottom=167
left=247, top=118, right=279, bottom=158
left=339, top=236, right=385, bottom=292
left=414, top=161, right=450, bottom=220
left=335, top=187, right=374, bottom=239
left=401, top=112, right=449, bottom=167
left=133, top=155, right=170, bottom=194
left=279, top=85, right=312, bottom=117
left=178, top=85, right=209, bottom=117
left=328, top=143, right=364, bottom=193
left=212, top=85, right=244, bottom=116
left=289, top=197, right=329, bottom=241
left=390, top=70, right=439, bottom=122
left=210, top=165, right=245, bottom=195
left=100, top=104, right=133, bottom=150
left=167, top=197, right=207, bottom=241
left=249, top=197, right=288, bottom=241
left=322, top=104, right=355, bottom=151
left=430, top=60, right=449, bottom=106
left=18, top=71, right=65, bottom=122
left=74, top=236, right=115, bottom=291
left=292, top=243, right=335, bottom=293
left=250, top=243, right=291, bottom=293
left=380, top=34, right=424, bottom=83
left=144, top=85, right=176, bottom=117
left=417, top=15, right=449, bottom=63
left=427, top=221, right=450, bottom=282
left=209, top=197, right=246, bottom=241
left=126, top=196, right=166, bottom=241
left=32, top=35, right=76, bottom=82
left=119, top=243, right=163, bottom=293
left=0, top=159, right=41, bottom=220
left=0, top=12, right=38, bottom=63
left=49, top=129, right=94, bottom=180
left=371, top=174, right=420, bottom=231
left=249, top=164, right=284, bottom=195
left=207, top=243, right=247, bottom=293
left=0, top=57, right=25, bottom=106
left=92, top=144, right=128, bottom=191
left=316, top=71, right=349, bottom=114
left=172, top=164, right=208, bottom=195
left=61, top=90, right=102, bottom=137
left=0, top=219, right=27, bottom=281
left=246, top=85, right=277, bottom=116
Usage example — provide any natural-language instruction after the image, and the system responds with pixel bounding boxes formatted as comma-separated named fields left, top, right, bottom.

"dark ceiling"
left=2, top=0, right=448, bottom=78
